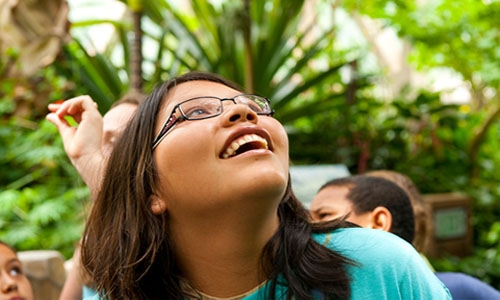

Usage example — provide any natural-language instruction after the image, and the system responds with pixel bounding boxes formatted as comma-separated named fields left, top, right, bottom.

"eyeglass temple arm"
left=152, top=115, right=179, bottom=149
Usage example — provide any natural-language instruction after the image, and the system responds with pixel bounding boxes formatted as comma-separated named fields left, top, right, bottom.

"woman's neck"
left=169, top=210, right=279, bottom=298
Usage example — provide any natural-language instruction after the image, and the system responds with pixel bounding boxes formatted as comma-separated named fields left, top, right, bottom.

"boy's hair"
left=319, top=175, right=415, bottom=244
left=366, top=170, right=431, bottom=253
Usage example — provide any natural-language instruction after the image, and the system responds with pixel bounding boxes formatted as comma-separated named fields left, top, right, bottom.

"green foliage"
left=57, top=39, right=127, bottom=112
left=0, top=117, right=88, bottom=258
left=138, top=0, right=352, bottom=124
left=0, top=66, right=88, bottom=258
left=62, top=0, right=355, bottom=126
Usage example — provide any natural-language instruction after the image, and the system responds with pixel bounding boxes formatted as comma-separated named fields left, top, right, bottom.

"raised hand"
left=46, top=95, right=105, bottom=196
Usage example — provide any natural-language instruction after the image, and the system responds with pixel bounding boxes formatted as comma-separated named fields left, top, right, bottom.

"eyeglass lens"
left=178, top=95, right=269, bottom=120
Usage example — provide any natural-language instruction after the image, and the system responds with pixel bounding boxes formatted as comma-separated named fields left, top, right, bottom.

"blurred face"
left=310, top=185, right=352, bottom=222
left=0, top=244, right=34, bottom=300
left=101, top=103, right=137, bottom=158
left=310, top=185, right=371, bottom=226
left=152, top=80, right=289, bottom=219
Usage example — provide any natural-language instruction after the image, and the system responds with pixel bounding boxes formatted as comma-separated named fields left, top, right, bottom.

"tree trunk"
left=468, top=96, right=500, bottom=180
left=242, top=0, right=254, bottom=93
left=130, top=10, right=143, bottom=93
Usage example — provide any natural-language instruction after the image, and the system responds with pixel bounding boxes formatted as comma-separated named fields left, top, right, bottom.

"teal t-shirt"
left=244, top=228, right=451, bottom=299
left=84, top=227, right=451, bottom=299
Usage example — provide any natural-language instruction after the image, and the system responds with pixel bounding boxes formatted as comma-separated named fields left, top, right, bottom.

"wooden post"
left=18, top=250, right=66, bottom=300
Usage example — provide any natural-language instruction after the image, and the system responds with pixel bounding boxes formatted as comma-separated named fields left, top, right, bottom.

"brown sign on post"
left=423, top=192, right=473, bottom=258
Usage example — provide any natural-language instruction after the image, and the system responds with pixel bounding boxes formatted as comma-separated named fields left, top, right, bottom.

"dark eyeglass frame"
left=152, top=94, right=274, bottom=149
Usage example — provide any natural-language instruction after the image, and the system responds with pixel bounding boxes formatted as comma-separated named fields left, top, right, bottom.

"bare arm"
left=46, top=96, right=105, bottom=198
left=58, top=244, right=83, bottom=300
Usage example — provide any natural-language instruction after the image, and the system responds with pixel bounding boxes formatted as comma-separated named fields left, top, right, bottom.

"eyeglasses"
left=152, top=94, right=274, bottom=149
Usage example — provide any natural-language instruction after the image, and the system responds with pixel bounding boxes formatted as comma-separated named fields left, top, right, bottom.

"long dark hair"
left=81, top=71, right=353, bottom=299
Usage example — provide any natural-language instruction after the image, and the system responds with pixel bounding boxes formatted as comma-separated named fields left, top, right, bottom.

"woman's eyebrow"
left=6, top=258, right=21, bottom=265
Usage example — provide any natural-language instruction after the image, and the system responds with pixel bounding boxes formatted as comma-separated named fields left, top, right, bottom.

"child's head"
left=366, top=170, right=431, bottom=253
left=310, top=175, right=415, bottom=244
left=101, top=93, right=144, bottom=158
left=0, top=241, right=34, bottom=300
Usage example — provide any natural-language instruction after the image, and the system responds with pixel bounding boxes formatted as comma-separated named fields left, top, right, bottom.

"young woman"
left=50, top=72, right=450, bottom=299
left=0, top=241, right=34, bottom=300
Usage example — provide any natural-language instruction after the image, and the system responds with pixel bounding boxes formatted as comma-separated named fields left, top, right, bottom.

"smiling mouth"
left=221, top=134, right=269, bottom=159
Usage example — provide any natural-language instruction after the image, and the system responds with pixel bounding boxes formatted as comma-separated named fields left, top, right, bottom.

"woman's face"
left=152, top=80, right=289, bottom=218
left=0, top=244, right=34, bottom=300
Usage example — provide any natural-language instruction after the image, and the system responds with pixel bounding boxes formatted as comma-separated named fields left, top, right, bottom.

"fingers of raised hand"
left=47, top=95, right=98, bottom=116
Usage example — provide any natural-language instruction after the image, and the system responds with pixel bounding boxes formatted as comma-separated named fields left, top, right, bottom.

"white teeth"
left=221, top=134, right=268, bottom=159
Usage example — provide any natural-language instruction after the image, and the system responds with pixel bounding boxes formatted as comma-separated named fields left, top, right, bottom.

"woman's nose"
left=1, top=272, right=18, bottom=293
left=221, top=103, right=258, bottom=126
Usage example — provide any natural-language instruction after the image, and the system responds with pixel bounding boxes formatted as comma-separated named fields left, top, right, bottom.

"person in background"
left=0, top=240, right=34, bottom=300
left=310, top=171, right=500, bottom=300
left=366, top=170, right=500, bottom=300
left=51, top=71, right=450, bottom=299
left=47, top=92, right=144, bottom=300
left=309, top=175, right=415, bottom=244
left=365, top=170, right=431, bottom=253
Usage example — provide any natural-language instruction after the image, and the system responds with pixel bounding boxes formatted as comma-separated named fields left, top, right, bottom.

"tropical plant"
left=154, top=0, right=353, bottom=124
left=0, top=66, right=87, bottom=258
left=337, top=0, right=500, bottom=288
left=50, top=0, right=358, bottom=124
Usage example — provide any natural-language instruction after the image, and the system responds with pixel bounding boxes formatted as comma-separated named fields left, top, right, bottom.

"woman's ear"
left=370, top=206, right=392, bottom=233
left=150, top=195, right=168, bottom=215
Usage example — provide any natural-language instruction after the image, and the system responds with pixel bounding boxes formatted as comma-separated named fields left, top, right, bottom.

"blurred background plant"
left=1, top=0, right=499, bottom=287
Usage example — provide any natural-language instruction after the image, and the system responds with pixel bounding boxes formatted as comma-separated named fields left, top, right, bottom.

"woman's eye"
left=246, top=99, right=268, bottom=113
left=248, top=103, right=262, bottom=112
left=184, top=107, right=211, bottom=118
left=9, top=266, right=23, bottom=276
